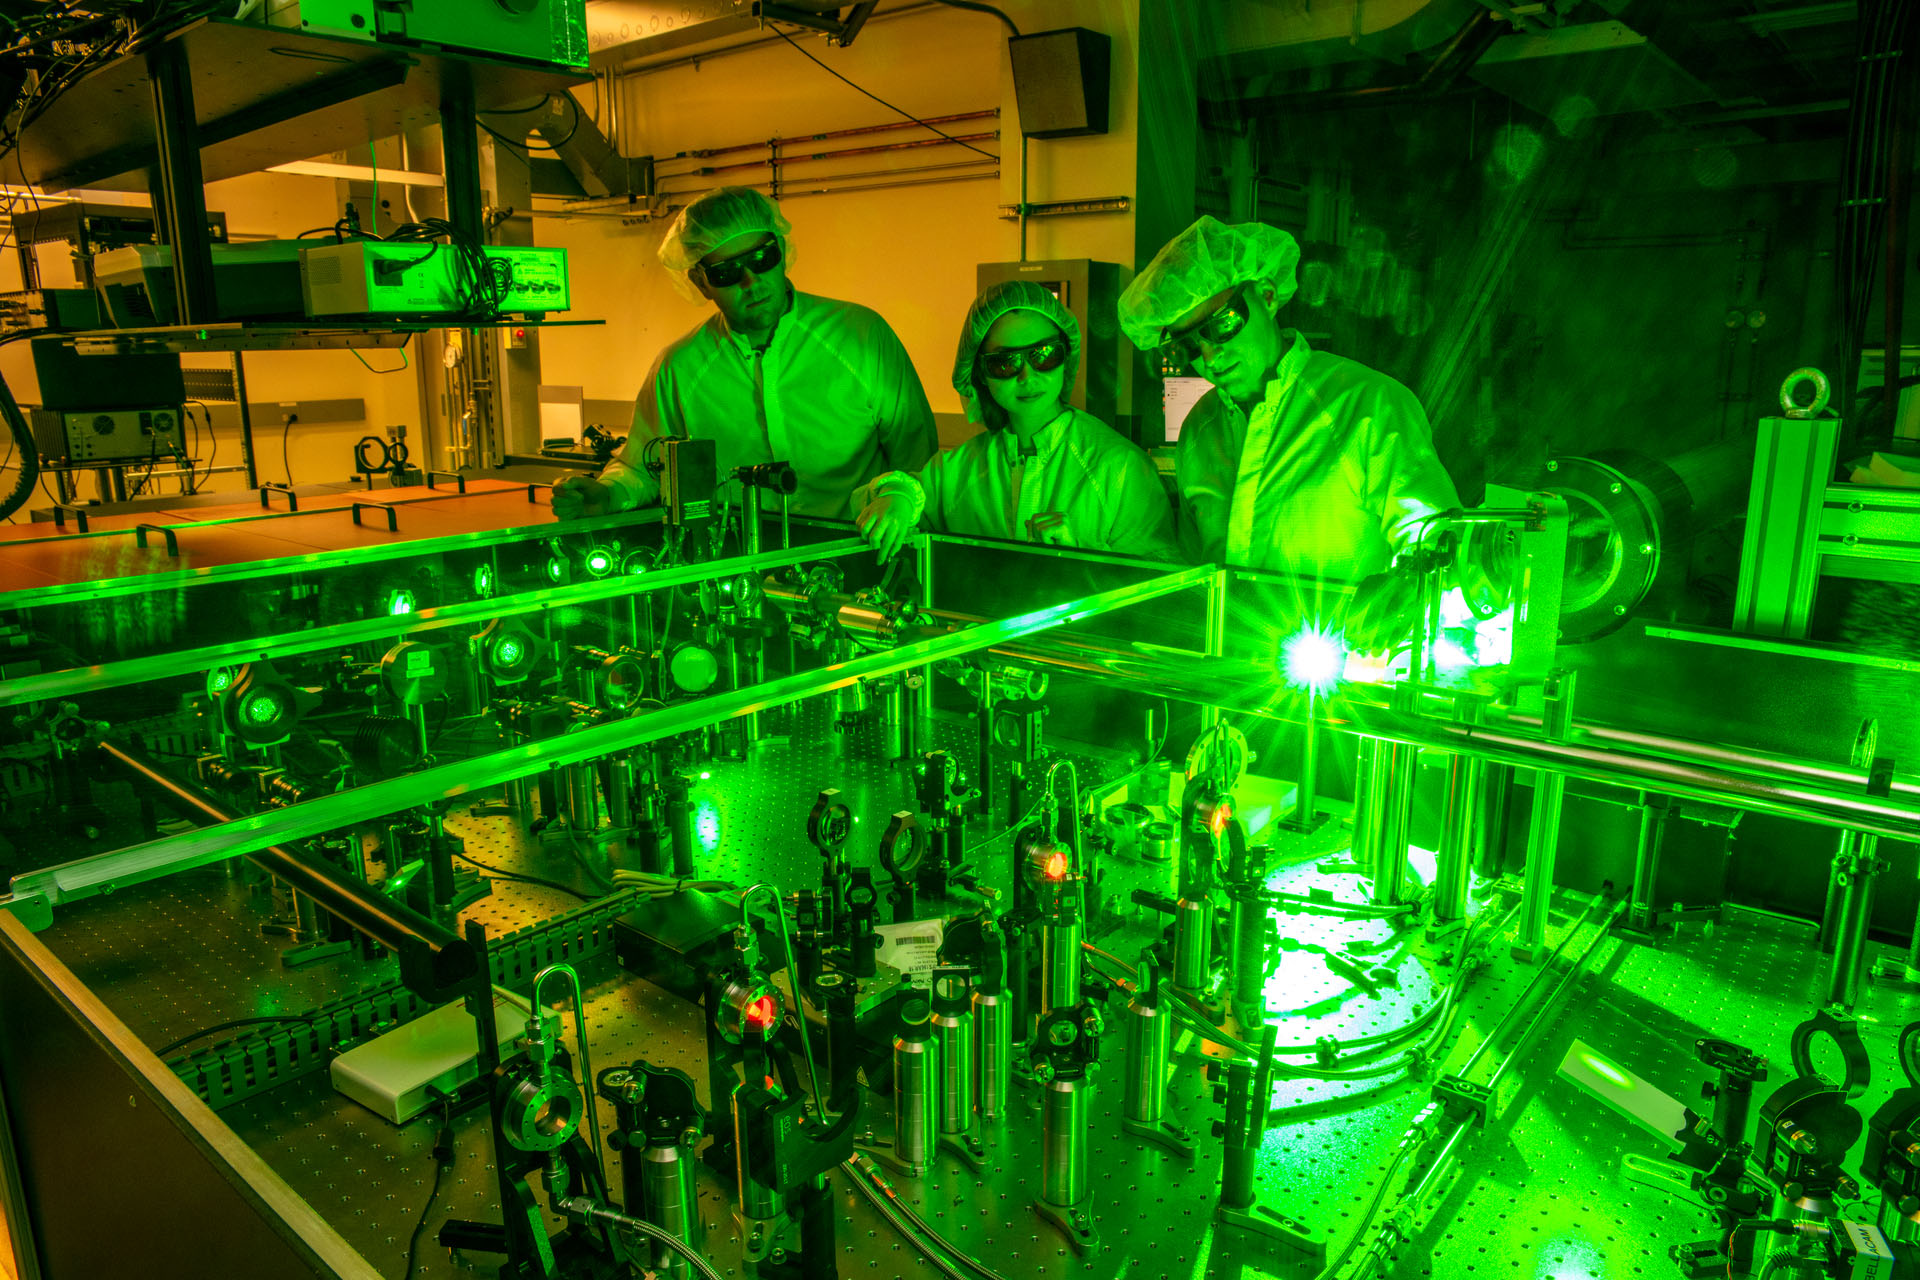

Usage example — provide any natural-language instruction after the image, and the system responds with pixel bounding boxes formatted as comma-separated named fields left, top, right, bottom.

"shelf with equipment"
left=59, top=318, right=604, bottom=357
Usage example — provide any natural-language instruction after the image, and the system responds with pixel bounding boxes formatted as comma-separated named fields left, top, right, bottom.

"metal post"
left=145, top=38, right=216, bottom=326
left=1627, top=797, right=1671, bottom=934
left=232, top=354, right=258, bottom=489
left=1519, top=771, right=1566, bottom=956
left=1434, top=753, right=1480, bottom=926
left=1351, top=737, right=1379, bottom=867
left=1826, top=829, right=1881, bottom=1011
left=1291, top=688, right=1320, bottom=828
left=914, top=535, right=935, bottom=724
left=439, top=62, right=484, bottom=247
left=1518, top=672, right=1574, bottom=957
left=1202, top=569, right=1228, bottom=732
left=1372, top=740, right=1415, bottom=907
left=739, top=489, right=763, bottom=746
left=1121, top=960, right=1193, bottom=1156
left=891, top=1000, right=938, bottom=1176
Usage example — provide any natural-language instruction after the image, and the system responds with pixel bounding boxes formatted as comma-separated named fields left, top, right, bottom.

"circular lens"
left=584, top=548, right=614, bottom=577
left=495, top=636, right=525, bottom=667
left=242, top=693, right=283, bottom=726
left=207, top=668, right=235, bottom=695
left=546, top=557, right=567, bottom=584
left=387, top=590, right=415, bottom=616
left=473, top=565, right=496, bottom=597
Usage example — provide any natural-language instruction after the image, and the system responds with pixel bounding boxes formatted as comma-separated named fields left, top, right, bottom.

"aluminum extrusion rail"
left=102, top=741, right=475, bottom=1001
left=0, top=536, right=872, bottom=710
left=2, top=563, right=1214, bottom=925
left=761, top=587, right=1920, bottom=844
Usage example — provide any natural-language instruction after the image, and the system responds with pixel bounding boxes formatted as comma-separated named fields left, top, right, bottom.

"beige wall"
left=0, top=169, right=426, bottom=503
left=1, top=0, right=1156, bottom=509
left=535, top=0, right=1146, bottom=424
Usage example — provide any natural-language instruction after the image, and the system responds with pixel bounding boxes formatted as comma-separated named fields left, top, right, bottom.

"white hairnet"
left=951, top=280, right=1081, bottom=425
left=1117, top=216, right=1300, bottom=351
left=658, top=186, right=795, bottom=304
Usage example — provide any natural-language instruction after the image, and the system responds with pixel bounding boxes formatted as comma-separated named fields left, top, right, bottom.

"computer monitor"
left=1162, top=376, right=1212, bottom=444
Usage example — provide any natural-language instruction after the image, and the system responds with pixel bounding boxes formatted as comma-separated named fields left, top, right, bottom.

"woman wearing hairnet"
left=853, top=281, right=1176, bottom=561
left=552, top=187, right=937, bottom=522
left=1118, top=216, right=1462, bottom=647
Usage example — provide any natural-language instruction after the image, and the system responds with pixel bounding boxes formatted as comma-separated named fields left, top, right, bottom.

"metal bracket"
left=1215, top=1203, right=1327, bottom=1261
left=1033, top=1197, right=1098, bottom=1256
left=50, top=504, right=91, bottom=532
left=1432, top=1074, right=1492, bottom=1126
left=351, top=502, right=398, bottom=531
left=1121, top=1116, right=1196, bottom=1158
left=423, top=469, right=467, bottom=493
left=133, top=523, right=180, bottom=557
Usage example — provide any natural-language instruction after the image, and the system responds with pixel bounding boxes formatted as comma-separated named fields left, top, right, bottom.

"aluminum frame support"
left=3, top=564, right=1214, bottom=925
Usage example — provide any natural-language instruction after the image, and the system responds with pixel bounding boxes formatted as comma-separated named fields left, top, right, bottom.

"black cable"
left=478, top=94, right=580, bottom=153
left=452, top=850, right=594, bottom=902
left=933, top=0, right=1020, bottom=36
left=403, top=1099, right=456, bottom=1280
left=770, top=26, right=999, bottom=163
left=157, top=1015, right=317, bottom=1059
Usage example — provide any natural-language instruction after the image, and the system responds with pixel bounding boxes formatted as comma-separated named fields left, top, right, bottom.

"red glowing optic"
left=1208, top=803, right=1233, bottom=836
left=743, top=994, right=778, bottom=1032
left=1043, top=850, right=1070, bottom=880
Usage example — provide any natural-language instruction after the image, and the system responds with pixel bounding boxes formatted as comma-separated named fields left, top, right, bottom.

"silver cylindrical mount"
left=1040, top=1074, right=1093, bottom=1209
left=639, top=1140, right=699, bottom=1280
left=893, top=1002, right=939, bottom=1175
left=973, top=988, right=1011, bottom=1123
left=1172, top=894, right=1213, bottom=991
left=933, top=1004, right=975, bottom=1135
left=1041, top=909, right=1083, bottom=1021
left=1123, top=981, right=1170, bottom=1128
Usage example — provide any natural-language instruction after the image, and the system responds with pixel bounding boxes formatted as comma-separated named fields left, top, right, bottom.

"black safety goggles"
left=699, top=236, right=782, bottom=288
left=978, top=337, right=1069, bottom=381
left=1163, top=285, right=1253, bottom=365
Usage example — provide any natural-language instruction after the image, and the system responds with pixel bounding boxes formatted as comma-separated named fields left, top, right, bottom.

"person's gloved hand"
left=856, top=487, right=920, bottom=563
left=1344, top=570, right=1422, bottom=655
left=551, top=475, right=612, bottom=521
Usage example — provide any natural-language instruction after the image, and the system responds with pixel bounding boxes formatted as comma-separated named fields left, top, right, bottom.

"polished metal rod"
left=764, top=591, right=1920, bottom=845
left=5, top=564, right=1213, bottom=920
left=2, top=536, right=873, bottom=710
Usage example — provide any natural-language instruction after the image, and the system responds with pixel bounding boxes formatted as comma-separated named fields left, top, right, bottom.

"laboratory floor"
left=24, top=697, right=1918, bottom=1280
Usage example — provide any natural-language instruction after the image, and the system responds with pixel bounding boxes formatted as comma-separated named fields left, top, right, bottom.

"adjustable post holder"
left=1210, top=1024, right=1325, bottom=1261
left=598, top=1063, right=705, bottom=1280
left=1121, top=959, right=1194, bottom=1157
left=1031, top=1003, right=1103, bottom=1255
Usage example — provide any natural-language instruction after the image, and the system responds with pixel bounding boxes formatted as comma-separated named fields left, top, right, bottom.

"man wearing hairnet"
left=551, top=187, right=937, bottom=522
left=1119, top=216, right=1461, bottom=647
left=854, top=280, right=1176, bottom=560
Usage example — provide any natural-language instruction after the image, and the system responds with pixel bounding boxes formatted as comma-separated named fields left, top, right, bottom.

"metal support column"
left=1626, top=796, right=1672, bottom=934
left=439, top=62, right=484, bottom=247
left=1202, top=570, right=1228, bottom=731
left=145, top=37, right=217, bottom=326
left=1824, top=830, right=1880, bottom=1011
left=1434, top=752, right=1480, bottom=926
left=1518, top=672, right=1574, bottom=958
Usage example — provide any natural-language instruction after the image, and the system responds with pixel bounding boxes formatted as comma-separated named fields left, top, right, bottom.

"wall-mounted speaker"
left=1008, top=27, right=1111, bottom=140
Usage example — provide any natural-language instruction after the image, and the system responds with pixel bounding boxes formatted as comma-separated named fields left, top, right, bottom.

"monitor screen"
left=1162, top=376, right=1212, bottom=443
